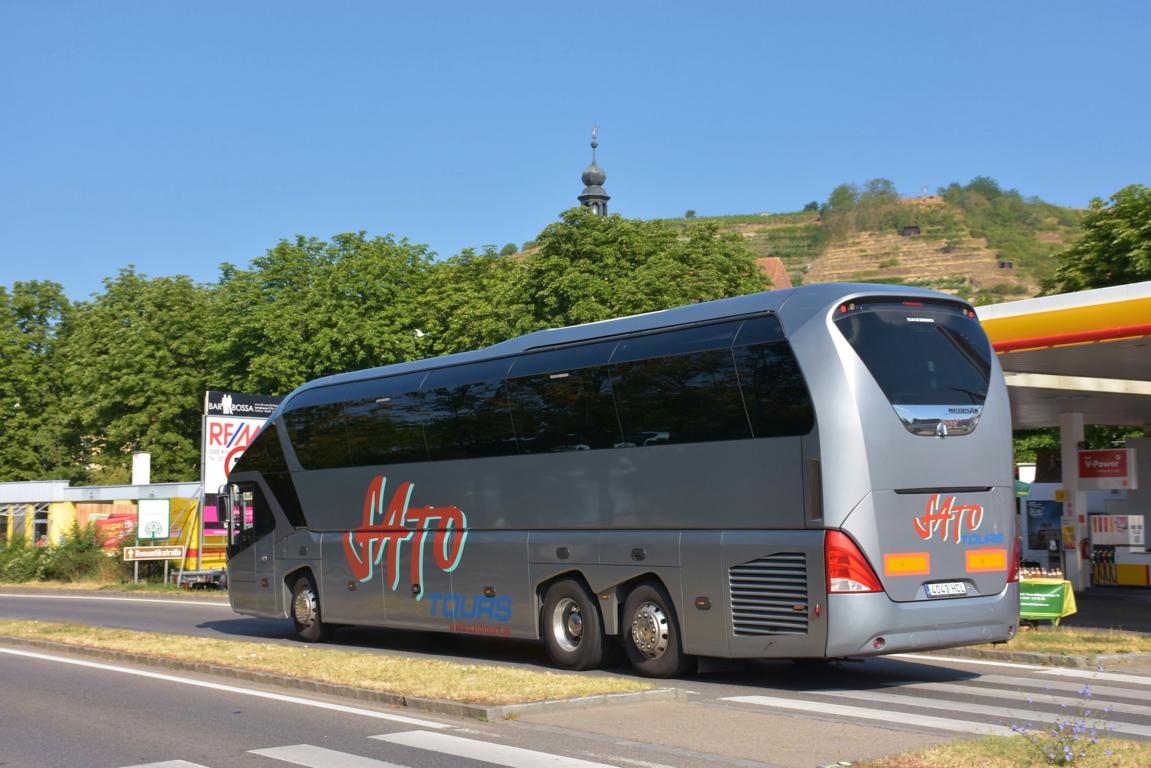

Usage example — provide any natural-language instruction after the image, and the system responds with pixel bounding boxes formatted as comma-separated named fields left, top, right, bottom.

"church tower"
left=578, top=127, right=610, bottom=215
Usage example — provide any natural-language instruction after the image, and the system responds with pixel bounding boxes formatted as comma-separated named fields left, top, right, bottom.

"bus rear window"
left=834, top=300, right=991, bottom=406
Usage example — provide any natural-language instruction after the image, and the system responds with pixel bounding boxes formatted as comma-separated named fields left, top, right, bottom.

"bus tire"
left=541, top=579, right=604, bottom=670
left=290, top=575, right=330, bottom=643
left=622, top=583, right=693, bottom=678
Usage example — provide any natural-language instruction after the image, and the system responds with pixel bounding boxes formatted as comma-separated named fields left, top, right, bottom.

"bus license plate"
left=924, top=581, right=967, bottom=598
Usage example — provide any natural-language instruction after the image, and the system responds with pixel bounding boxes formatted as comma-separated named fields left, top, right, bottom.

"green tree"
left=499, top=242, right=519, bottom=257
left=1046, top=184, right=1151, bottom=293
left=802, top=201, right=819, bottom=213
left=58, top=269, right=212, bottom=483
left=684, top=209, right=697, bottom=219
left=825, top=183, right=859, bottom=212
left=517, top=207, right=768, bottom=330
left=210, top=232, right=432, bottom=394
left=419, top=246, right=532, bottom=356
left=0, top=281, right=74, bottom=481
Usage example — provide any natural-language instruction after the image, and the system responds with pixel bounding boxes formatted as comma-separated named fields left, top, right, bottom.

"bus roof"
left=281, top=282, right=959, bottom=410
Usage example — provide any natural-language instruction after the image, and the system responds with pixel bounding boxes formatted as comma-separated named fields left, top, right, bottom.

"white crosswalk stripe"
left=723, top=666, right=1151, bottom=741
left=721, top=695, right=1014, bottom=736
left=887, top=680, right=1151, bottom=717
left=808, top=688, right=1151, bottom=739
left=122, top=762, right=212, bottom=768
left=250, top=744, right=408, bottom=768
left=974, top=673, right=1151, bottom=702
left=372, top=730, right=622, bottom=768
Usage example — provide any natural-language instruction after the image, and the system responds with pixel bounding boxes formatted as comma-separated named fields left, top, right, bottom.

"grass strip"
left=0, top=619, right=651, bottom=705
left=975, top=627, right=1151, bottom=656
left=857, top=736, right=1151, bottom=767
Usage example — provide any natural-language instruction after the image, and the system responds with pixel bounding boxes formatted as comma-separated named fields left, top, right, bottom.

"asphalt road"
left=4, top=591, right=1151, bottom=767
left=0, top=646, right=723, bottom=768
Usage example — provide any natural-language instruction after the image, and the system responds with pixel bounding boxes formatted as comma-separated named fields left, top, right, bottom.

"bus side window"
left=506, top=341, right=621, bottom=454
left=232, top=484, right=275, bottom=549
left=344, top=372, right=429, bottom=467
left=422, top=359, right=517, bottom=460
left=732, top=316, right=815, bottom=438
left=284, top=403, right=350, bottom=470
left=609, top=321, right=749, bottom=446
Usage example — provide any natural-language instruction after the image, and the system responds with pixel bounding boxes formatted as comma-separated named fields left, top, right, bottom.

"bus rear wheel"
left=541, top=579, right=604, bottom=670
left=622, top=583, right=693, bottom=678
left=291, top=575, right=331, bottom=643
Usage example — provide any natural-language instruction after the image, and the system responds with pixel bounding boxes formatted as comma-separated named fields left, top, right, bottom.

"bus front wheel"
left=541, top=579, right=604, bottom=670
left=291, top=575, right=331, bottom=643
left=622, top=583, right=693, bottom=678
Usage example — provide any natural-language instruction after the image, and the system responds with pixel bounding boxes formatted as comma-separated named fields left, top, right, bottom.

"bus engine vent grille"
left=729, top=553, right=808, bottom=636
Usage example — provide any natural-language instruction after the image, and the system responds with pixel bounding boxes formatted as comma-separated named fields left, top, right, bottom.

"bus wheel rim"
left=631, top=601, right=669, bottom=659
left=552, top=596, right=584, bottom=653
left=294, top=588, right=317, bottom=627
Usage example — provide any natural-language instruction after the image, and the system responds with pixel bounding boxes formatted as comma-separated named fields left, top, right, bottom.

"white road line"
left=122, top=762, right=212, bottom=768
left=0, top=647, right=449, bottom=729
left=1041, top=667, right=1151, bottom=686
left=372, top=730, right=622, bottom=768
left=889, top=681, right=1151, bottom=717
left=893, top=653, right=1151, bottom=687
left=811, top=688, right=1151, bottom=738
left=0, top=592, right=230, bottom=607
left=251, top=744, right=408, bottom=768
left=891, top=653, right=1049, bottom=671
left=976, top=674, right=1151, bottom=701
left=721, top=695, right=1013, bottom=736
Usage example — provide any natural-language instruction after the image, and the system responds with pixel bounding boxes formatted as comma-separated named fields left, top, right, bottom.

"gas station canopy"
left=977, top=281, right=1151, bottom=430
left=976, top=281, right=1151, bottom=590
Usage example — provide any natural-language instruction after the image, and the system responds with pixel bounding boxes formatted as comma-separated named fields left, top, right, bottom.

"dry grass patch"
left=975, top=627, right=1151, bottom=656
left=0, top=619, right=650, bottom=705
left=858, top=736, right=1151, bottom=767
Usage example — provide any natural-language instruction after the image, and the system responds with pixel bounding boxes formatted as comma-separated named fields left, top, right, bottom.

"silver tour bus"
left=221, top=283, right=1019, bottom=677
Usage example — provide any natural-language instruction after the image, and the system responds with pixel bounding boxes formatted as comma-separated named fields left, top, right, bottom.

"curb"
left=921, top=647, right=1151, bottom=669
left=0, top=635, right=680, bottom=721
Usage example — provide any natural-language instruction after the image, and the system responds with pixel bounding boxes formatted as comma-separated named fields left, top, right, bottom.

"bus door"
left=225, top=482, right=277, bottom=615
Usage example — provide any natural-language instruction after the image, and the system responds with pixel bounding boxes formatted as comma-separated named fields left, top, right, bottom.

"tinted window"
left=834, top=301, right=991, bottom=406
left=612, top=320, right=743, bottom=363
left=508, top=343, right=621, bottom=453
left=284, top=401, right=349, bottom=470
left=610, top=323, right=750, bottom=446
left=422, top=359, right=517, bottom=460
left=232, top=421, right=289, bottom=476
left=733, top=317, right=814, bottom=437
left=344, top=372, right=429, bottom=466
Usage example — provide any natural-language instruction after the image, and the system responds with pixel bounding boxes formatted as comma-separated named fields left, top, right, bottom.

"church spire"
left=578, top=126, right=609, bottom=215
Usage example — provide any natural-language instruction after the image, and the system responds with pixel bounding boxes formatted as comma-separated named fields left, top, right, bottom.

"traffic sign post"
left=124, top=545, right=186, bottom=584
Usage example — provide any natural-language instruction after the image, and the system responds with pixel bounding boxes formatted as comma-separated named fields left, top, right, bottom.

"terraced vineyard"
left=663, top=193, right=1079, bottom=303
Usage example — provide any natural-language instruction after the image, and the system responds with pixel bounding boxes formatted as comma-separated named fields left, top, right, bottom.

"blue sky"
left=2, top=2, right=1148, bottom=300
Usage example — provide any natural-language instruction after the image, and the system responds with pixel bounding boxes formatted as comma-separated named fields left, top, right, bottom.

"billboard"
left=201, top=390, right=283, bottom=494
left=1078, top=448, right=1137, bottom=490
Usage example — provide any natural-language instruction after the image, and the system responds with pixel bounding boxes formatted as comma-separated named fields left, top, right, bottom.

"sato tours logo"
left=343, top=477, right=511, bottom=628
left=913, top=494, right=987, bottom=544
left=343, top=476, right=469, bottom=598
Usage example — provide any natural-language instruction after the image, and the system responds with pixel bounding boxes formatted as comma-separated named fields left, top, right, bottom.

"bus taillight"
left=826, top=530, right=884, bottom=593
left=1007, top=534, right=1022, bottom=583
